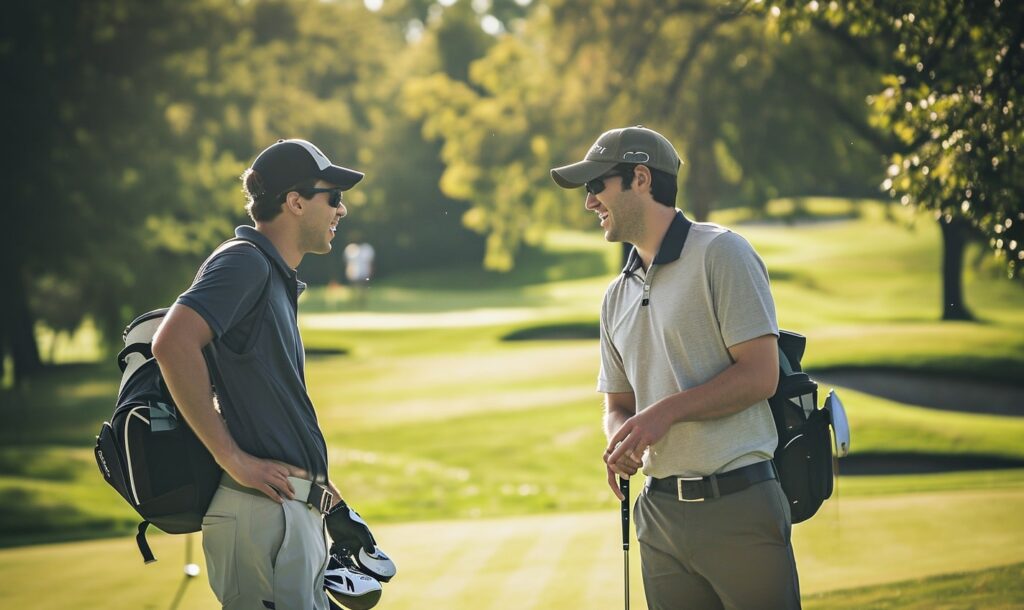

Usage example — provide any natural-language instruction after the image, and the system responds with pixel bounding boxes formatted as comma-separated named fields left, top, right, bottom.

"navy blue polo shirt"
left=176, top=226, right=329, bottom=482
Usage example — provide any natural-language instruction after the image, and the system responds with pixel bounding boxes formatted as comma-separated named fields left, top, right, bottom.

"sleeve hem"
left=597, top=380, right=634, bottom=394
left=723, top=324, right=779, bottom=349
left=175, top=296, right=225, bottom=338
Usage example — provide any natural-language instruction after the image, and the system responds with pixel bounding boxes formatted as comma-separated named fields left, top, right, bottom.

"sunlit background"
left=1, top=1, right=1022, bottom=608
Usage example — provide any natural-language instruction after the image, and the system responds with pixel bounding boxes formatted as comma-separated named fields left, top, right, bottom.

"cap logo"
left=589, top=144, right=608, bottom=155
left=622, top=151, right=650, bottom=163
left=292, top=140, right=331, bottom=171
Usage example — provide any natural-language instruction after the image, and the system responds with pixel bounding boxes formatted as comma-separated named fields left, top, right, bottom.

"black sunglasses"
left=298, top=187, right=345, bottom=208
left=585, top=169, right=633, bottom=195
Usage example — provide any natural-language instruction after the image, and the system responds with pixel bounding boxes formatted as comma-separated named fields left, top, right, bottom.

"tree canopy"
left=769, top=0, right=1024, bottom=280
left=3, top=0, right=1021, bottom=383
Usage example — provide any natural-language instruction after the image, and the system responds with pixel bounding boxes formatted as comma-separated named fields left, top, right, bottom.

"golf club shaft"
left=620, top=477, right=630, bottom=610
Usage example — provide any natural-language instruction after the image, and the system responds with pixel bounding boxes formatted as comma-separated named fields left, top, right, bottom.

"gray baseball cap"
left=550, top=126, right=681, bottom=189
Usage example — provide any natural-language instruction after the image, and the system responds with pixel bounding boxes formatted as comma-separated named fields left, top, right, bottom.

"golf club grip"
left=619, top=477, right=630, bottom=550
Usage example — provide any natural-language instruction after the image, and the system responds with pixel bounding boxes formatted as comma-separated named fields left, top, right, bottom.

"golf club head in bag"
left=325, top=499, right=397, bottom=583
left=324, top=551, right=383, bottom=610
left=824, top=389, right=851, bottom=457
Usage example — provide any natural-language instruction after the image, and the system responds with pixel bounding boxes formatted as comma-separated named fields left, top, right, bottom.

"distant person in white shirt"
left=344, top=242, right=375, bottom=308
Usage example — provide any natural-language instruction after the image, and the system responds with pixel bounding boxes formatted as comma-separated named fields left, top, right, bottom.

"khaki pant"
left=635, top=478, right=801, bottom=610
left=201, top=478, right=329, bottom=610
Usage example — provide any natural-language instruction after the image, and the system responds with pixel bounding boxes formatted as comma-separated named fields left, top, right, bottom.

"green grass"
left=2, top=490, right=1023, bottom=609
left=804, top=562, right=1024, bottom=610
left=1, top=199, right=1023, bottom=607
left=2, top=200, right=1024, bottom=540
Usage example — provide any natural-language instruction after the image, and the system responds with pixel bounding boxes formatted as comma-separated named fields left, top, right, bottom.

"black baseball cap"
left=250, top=139, right=364, bottom=199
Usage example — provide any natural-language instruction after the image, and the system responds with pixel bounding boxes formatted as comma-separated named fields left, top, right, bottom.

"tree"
left=401, top=2, right=570, bottom=271
left=768, top=0, right=1024, bottom=319
left=1, top=0, right=465, bottom=384
left=406, top=0, right=882, bottom=270
left=543, top=0, right=883, bottom=217
left=1, top=0, right=240, bottom=383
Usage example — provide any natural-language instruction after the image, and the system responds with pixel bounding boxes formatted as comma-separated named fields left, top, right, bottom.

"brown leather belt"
left=647, top=461, right=776, bottom=502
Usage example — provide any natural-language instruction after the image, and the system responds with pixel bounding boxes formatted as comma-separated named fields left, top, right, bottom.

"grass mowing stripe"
left=3, top=488, right=1023, bottom=609
left=536, top=521, right=613, bottom=609
left=483, top=515, right=575, bottom=610
left=447, top=522, right=540, bottom=607
left=381, top=520, right=504, bottom=607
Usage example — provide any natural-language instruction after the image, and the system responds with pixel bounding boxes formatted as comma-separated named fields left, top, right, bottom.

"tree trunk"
left=0, top=269, right=43, bottom=386
left=684, top=127, right=719, bottom=223
left=939, top=216, right=974, bottom=321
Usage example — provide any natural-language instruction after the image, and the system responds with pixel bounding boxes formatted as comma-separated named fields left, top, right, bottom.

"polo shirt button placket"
left=642, top=269, right=654, bottom=307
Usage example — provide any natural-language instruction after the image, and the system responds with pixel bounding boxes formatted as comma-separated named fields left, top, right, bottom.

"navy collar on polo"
left=622, top=210, right=693, bottom=275
left=235, top=226, right=294, bottom=276
left=235, top=225, right=307, bottom=297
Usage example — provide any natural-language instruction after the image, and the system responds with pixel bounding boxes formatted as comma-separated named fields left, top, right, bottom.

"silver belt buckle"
left=308, top=485, right=333, bottom=514
left=319, top=488, right=334, bottom=514
left=677, top=477, right=704, bottom=502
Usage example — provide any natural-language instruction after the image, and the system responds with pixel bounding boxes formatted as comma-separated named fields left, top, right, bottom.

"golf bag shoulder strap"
left=778, top=345, right=793, bottom=375
left=195, top=237, right=279, bottom=283
left=117, top=342, right=153, bottom=372
left=197, top=237, right=278, bottom=354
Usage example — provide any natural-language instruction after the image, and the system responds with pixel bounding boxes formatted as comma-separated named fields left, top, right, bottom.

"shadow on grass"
left=305, top=347, right=350, bottom=357
left=0, top=362, right=116, bottom=447
left=383, top=242, right=611, bottom=291
left=811, top=366, right=1024, bottom=414
left=840, top=452, right=1024, bottom=475
left=0, top=488, right=135, bottom=548
left=501, top=322, right=600, bottom=341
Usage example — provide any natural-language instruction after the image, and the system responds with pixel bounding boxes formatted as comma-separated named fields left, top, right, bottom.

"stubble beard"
left=606, top=204, right=643, bottom=245
left=301, top=222, right=332, bottom=255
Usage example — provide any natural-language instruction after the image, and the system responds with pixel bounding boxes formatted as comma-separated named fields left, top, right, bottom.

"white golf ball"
left=185, top=563, right=201, bottom=577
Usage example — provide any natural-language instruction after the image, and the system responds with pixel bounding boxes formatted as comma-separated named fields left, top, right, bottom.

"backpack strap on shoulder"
left=223, top=238, right=278, bottom=353
left=778, top=345, right=794, bottom=376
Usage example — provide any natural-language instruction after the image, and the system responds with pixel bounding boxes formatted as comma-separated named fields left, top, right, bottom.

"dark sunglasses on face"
left=299, top=187, right=344, bottom=208
left=585, top=171, right=629, bottom=196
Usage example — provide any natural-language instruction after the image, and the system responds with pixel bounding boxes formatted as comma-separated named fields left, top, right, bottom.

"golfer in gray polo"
left=552, top=126, right=801, bottom=609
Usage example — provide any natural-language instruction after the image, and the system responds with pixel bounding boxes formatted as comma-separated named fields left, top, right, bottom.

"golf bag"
left=769, top=330, right=842, bottom=523
left=94, top=308, right=221, bottom=563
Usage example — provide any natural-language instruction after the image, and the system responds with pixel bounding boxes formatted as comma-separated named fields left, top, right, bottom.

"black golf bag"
left=769, top=330, right=837, bottom=524
left=94, top=308, right=222, bottom=563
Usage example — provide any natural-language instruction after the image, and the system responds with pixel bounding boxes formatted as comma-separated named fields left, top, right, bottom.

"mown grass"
left=2, top=491, right=1022, bottom=609
left=803, top=562, right=1024, bottom=610
left=1, top=200, right=1023, bottom=544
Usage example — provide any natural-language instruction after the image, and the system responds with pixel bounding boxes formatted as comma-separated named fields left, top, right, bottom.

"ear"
left=633, top=164, right=653, bottom=193
left=282, top=191, right=306, bottom=216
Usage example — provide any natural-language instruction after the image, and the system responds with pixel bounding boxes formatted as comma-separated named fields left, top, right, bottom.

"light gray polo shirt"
left=598, top=211, right=779, bottom=478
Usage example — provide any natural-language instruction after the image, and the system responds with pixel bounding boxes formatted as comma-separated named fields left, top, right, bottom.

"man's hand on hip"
left=225, top=452, right=298, bottom=503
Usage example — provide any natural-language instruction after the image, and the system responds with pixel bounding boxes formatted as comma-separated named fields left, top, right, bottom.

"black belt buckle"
left=676, top=477, right=706, bottom=502
left=307, top=484, right=333, bottom=514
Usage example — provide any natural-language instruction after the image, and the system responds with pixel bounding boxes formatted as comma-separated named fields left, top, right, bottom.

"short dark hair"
left=612, top=163, right=677, bottom=207
left=242, top=169, right=317, bottom=222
